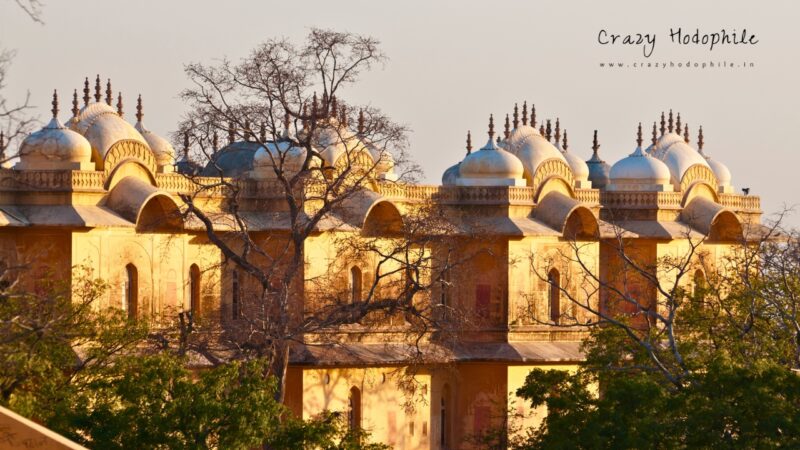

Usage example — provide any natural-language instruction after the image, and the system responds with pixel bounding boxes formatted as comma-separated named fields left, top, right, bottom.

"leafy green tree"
left=516, top=222, right=800, bottom=449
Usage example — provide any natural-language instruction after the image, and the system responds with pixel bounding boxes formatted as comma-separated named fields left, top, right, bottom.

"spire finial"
left=105, top=79, right=112, bottom=106
left=243, top=119, right=251, bottom=141
left=488, top=114, right=495, bottom=139
left=683, top=124, right=689, bottom=143
left=301, top=103, right=309, bottom=130
left=652, top=122, right=658, bottom=147
left=531, top=104, right=537, bottom=128
left=504, top=114, right=510, bottom=140
left=71, top=89, right=79, bottom=118
left=0, top=131, right=5, bottom=153
left=330, top=95, right=338, bottom=121
left=697, top=126, right=705, bottom=153
left=357, top=109, right=365, bottom=134
left=94, top=75, right=102, bottom=103
left=466, top=130, right=472, bottom=154
left=592, top=130, right=600, bottom=157
left=660, top=112, right=666, bottom=136
left=116, top=92, right=123, bottom=117
left=83, top=77, right=91, bottom=106
left=340, top=105, right=347, bottom=127
left=636, top=122, right=643, bottom=148
left=539, top=123, right=545, bottom=135
left=51, top=89, right=59, bottom=119
left=675, top=112, right=682, bottom=135
left=545, top=119, right=552, bottom=142
left=512, top=104, right=519, bottom=129
left=562, top=129, right=568, bottom=151
left=183, top=131, right=190, bottom=159
left=521, top=101, right=528, bottom=126
left=668, top=109, right=674, bottom=133
left=311, top=92, right=318, bottom=120
left=321, top=92, right=329, bottom=117
left=212, top=130, right=219, bottom=151
left=554, top=118, right=561, bottom=145
left=136, top=95, right=143, bottom=123
left=228, top=121, right=235, bottom=144
left=259, top=122, right=267, bottom=142
left=284, top=113, right=291, bottom=134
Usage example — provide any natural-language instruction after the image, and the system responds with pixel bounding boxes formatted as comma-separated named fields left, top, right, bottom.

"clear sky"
left=1, top=0, right=798, bottom=224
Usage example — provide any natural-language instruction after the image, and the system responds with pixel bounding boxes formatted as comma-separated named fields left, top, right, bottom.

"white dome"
left=252, top=139, right=312, bottom=178
left=458, top=137, right=524, bottom=181
left=18, top=118, right=93, bottom=170
left=442, top=162, right=460, bottom=185
left=515, top=133, right=568, bottom=181
left=608, top=146, right=672, bottom=191
left=135, top=122, right=175, bottom=170
left=316, top=125, right=371, bottom=168
left=504, top=124, right=540, bottom=155
left=650, top=137, right=711, bottom=185
left=70, top=102, right=149, bottom=159
left=560, top=147, right=589, bottom=181
left=705, top=156, right=732, bottom=186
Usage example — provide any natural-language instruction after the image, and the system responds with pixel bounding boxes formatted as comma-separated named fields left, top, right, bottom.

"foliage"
left=0, top=269, right=386, bottom=449
left=516, top=225, right=800, bottom=449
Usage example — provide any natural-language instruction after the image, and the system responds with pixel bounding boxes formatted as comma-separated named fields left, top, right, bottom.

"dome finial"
left=562, top=129, right=568, bottom=152
left=545, top=119, right=552, bottom=142
left=136, top=95, right=143, bottom=123
left=512, top=104, right=519, bottom=129
left=652, top=122, right=658, bottom=147
left=183, top=131, right=190, bottom=159
left=311, top=92, right=318, bottom=120
left=116, top=92, right=123, bottom=117
left=260, top=122, right=267, bottom=142
left=697, top=125, right=705, bottom=154
left=105, top=79, right=112, bottom=106
left=0, top=131, right=4, bottom=153
left=339, top=105, right=347, bottom=127
left=357, top=109, right=365, bottom=134
left=636, top=122, right=643, bottom=148
left=554, top=118, right=561, bottom=145
left=521, top=101, right=528, bottom=126
left=321, top=92, right=329, bottom=117
left=488, top=114, right=495, bottom=139
left=531, top=104, right=537, bottom=128
left=504, top=114, right=510, bottom=140
left=668, top=109, right=674, bottom=133
left=243, top=119, right=251, bottom=141
left=466, top=130, right=472, bottom=154
left=330, top=95, right=338, bottom=121
left=284, top=113, right=291, bottom=134
left=660, top=112, right=666, bottom=136
left=83, top=77, right=91, bottom=106
left=683, top=124, right=689, bottom=143
left=71, top=89, right=79, bottom=118
left=675, top=112, right=682, bottom=135
left=228, top=121, right=235, bottom=144
left=592, top=130, right=600, bottom=157
left=496, top=135, right=501, bottom=145
left=301, top=103, right=309, bottom=130
left=51, top=89, right=59, bottom=119
left=539, top=123, right=545, bottom=135
left=212, top=130, right=219, bottom=151
left=94, top=75, right=102, bottom=103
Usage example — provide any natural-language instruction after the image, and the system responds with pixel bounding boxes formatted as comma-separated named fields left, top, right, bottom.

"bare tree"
left=173, top=29, right=466, bottom=402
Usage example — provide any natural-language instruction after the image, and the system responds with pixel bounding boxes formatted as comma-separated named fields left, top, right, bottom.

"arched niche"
left=534, top=191, right=599, bottom=240
left=104, top=140, right=158, bottom=189
left=106, top=176, right=183, bottom=230
left=682, top=180, right=719, bottom=207
left=362, top=200, right=404, bottom=236
left=681, top=196, right=743, bottom=242
left=563, top=206, right=600, bottom=240
left=534, top=176, right=575, bottom=203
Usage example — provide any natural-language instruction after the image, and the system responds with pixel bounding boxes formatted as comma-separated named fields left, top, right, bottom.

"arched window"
left=232, top=270, right=240, bottom=319
left=124, top=263, right=138, bottom=320
left=693, top=269, right=707, bottom=301
left=548, top=268, right=560, bottom=324
left=190, top=264, right=201, bottom=318
left=350, top=266, right=362, bottom=303
left=348, top=386, right=362, bottom=430
left=440, top=384, right=452, bottom=448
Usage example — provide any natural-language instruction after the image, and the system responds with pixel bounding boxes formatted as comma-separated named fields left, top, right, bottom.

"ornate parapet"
left=719, top=193, right=761, bottom=212
left=600, top=190, right=683, bottom=210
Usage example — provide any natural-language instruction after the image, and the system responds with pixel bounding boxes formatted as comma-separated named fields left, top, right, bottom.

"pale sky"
left=1, top=0, right=798, bottom=225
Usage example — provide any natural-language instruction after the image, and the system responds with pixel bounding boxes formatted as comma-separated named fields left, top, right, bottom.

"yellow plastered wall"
left=302, top=367, right=431, bottom=449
